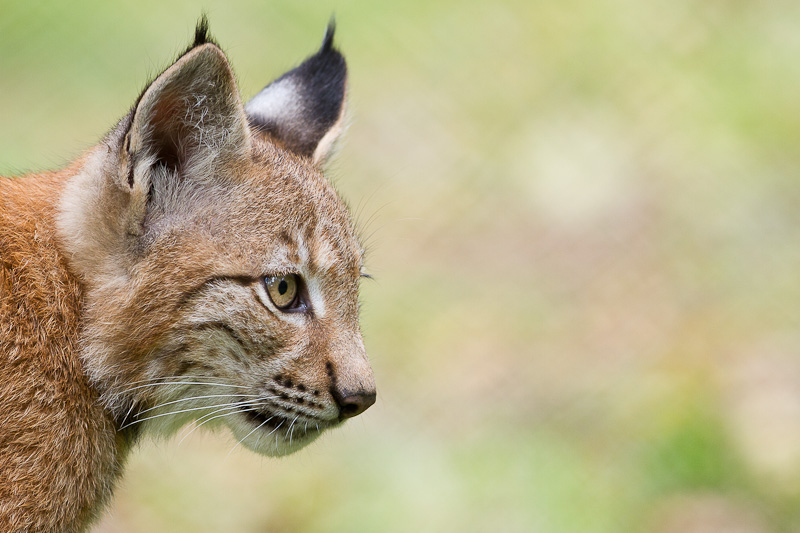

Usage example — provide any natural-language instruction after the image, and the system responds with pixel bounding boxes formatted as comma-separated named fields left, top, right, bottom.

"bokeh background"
left=2, top=0, right=800, bottom=531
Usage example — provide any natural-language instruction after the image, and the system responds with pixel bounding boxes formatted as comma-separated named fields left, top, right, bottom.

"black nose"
left=333, top=389, right=376, bottom=420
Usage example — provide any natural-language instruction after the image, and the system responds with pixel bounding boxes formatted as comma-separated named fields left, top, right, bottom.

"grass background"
left=2, top=0, right=800, bottom=531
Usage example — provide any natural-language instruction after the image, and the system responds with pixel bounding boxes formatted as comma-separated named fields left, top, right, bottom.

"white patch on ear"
left=245, top=74, right=346, bottom=164
left=245, top=78, right=301, bottom=129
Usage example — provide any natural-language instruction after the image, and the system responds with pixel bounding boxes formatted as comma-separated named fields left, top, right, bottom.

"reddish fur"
left=0, top=166, right=121, bottom=532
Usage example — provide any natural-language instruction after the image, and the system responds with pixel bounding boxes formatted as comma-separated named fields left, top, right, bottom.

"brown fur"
left=0, top=26, right=374, bottom=531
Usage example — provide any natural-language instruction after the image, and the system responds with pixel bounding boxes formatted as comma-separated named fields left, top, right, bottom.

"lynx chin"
left=0, top=18, right=376, bottom=531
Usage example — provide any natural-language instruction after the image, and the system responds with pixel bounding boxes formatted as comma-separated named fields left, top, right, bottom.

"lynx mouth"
left=239, top=404, right=324, bottom=435
left=236, top=398, right=338, bottom=452
left=239, top=405, right=286, bottom=431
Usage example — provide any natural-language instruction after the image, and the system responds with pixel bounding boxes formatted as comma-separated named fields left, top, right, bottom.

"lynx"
left=0, top=19, right=376, bottom=531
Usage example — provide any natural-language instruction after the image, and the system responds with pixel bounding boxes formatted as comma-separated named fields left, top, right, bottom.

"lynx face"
left=57, top=22, right=375, bottom=456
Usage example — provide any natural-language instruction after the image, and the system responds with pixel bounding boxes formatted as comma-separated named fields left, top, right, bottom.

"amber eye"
left=265, top=274, right=299, bottom=309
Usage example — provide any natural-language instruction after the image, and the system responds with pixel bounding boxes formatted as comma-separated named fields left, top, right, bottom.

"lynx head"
left=57, top=21, right=375, bottom=456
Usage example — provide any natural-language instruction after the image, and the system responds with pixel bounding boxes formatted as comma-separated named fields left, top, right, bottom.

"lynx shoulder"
left=0, top=19, right=375, bottom=532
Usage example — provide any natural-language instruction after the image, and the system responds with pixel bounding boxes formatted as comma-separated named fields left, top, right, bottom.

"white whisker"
left=137, top=393, right=263, bottom=416
left=121, top=401, right=138, bottom=426
left=177, top=408, right=244, bottom=447
left=287, top=415, right=300, bottom=446
left=118, top=375, right=234, bottom=386
left=253, top=417, right=274, bottom=450
left=176, top=397, right=274, bottom=447
left=267, top=420, right=284, bottom=440
left=118, top=381, right=251, bottom=396
left=120, top=396, right=275, bottom=430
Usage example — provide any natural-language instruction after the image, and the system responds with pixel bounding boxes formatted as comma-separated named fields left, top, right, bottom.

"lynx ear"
left=123, top=41, right=249, bottom=185
left=245, top=22, right=347, bottom=164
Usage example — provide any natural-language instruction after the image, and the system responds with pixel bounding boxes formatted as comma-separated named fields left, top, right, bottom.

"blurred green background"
left=3, top=0, right=800, bottom=531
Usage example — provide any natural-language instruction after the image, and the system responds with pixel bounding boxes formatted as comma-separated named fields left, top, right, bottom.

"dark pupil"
left=278, top=279, right=288, bottom=295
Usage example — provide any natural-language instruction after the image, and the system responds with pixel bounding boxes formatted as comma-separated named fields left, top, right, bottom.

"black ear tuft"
left=321, top=17, right=336, bottom=53
left=194, top=14, right=212, bottom=47
left=245, top=20, right=348, bottom=162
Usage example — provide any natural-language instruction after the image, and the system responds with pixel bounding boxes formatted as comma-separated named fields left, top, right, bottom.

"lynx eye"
left=265, top=274, right=300, bottom=309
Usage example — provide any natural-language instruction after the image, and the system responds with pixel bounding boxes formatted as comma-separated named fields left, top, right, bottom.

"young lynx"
left=0, top=19, right=375, bottom=531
